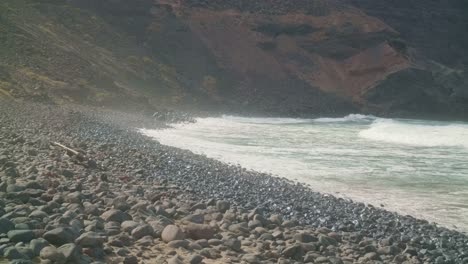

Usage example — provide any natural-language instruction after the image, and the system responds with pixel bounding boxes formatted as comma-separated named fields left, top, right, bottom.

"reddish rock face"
left=144, top=0, right=466, bottom=118
left=5, top=0, right=468, bottom=118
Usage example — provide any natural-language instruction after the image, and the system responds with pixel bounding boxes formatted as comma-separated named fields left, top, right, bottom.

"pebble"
left=161, top=225, right=185, bottom=242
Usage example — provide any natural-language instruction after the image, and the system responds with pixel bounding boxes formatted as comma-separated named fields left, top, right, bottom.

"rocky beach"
left=0, top=100, right=467, bottom=264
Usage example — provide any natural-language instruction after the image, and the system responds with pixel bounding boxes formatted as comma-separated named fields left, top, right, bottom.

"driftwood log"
left=51, top=142, right=86, bottom=161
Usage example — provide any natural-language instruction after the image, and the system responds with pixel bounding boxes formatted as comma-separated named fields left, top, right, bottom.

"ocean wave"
left=221, top=115, right=313, bottom=124
left=313, top=114, right=377, bottom=123
left=359, top=119, right=468, bottom=148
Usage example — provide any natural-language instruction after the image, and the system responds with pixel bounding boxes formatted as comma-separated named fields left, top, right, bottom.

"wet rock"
left=43, top=227, right=77, bottom=246
left=7, top=230, right=34, bottom=243
left=0, top=218, right=15, bottom=234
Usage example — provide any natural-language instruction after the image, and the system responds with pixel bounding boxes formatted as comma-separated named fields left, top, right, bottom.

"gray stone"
left=65, top=192, right=83, bottom=204
left=183, top=213, right=205, bottom=224
left=75, top=232, right=105, bottom=247
left=282, top=244, right=304, bottom=259
left=40, top=246, right=66, bottom=263
left=4, top=247, right=29, bottom=260
left=123, top=255, right=138, bottom=264
left=101, top=209, right=131, bottom=223
left=224, top=238, right=241, bottom=251
left=112, top=196, right=130, bottom=211
left=208, top=239, right=222, bottom=246
left=62, top=170, right=74, bottom=178
left=43, top=227, right=77, bottom=246
left=136, top=235, right=153, bottom=246
left=242, top=254, right=261, bottom=263
left=121, top=221, right=139, bottom=233
left=57, top=243, right=80, bottom=262
left=364, top=252, right=380, bottom=260
left=168, top=240, right=190, bottom=248
left=16, top=247, right=34, bottom=259
left=131, top=224, right=154, bottom=240
left=248, top=220, right=263, bottom=229
left=318, top=234, right=338, bottom=247
left=9, top=260, right=34, bottom=264
left=7, top=230, right=34, bottom=243
left=0, top=218, right=15, bottom=234
left=30, top=238, right=50, bottom=256
left=269, top=214, right=283, bottom=225
left=161, top=225, right=185, bottom=243
left=167, top=255, right=184, bottom=264
left=184, top=223, right=215, bottom=240
left=83, top=202, right=100, bottom=216
left=294, top=233, right=318, bottom=243
left=188, top=254, right=204, bottom=264
left=329, top=257, right=344, bottom=264
left=377, top=245, right=400, bottom=255
left=216, top=200, right=230, bottom=213
left=190, top=203, right=207, bottom=211
left=29, top=210, right=48, bottom=219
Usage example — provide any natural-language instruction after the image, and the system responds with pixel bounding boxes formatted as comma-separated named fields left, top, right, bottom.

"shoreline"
left=1, top=100, right=467, bottom=263
left=142, top=116, right=468, bottom=233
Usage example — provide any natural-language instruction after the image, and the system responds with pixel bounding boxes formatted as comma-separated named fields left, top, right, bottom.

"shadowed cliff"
left=1, top=0, right=467, bottom=119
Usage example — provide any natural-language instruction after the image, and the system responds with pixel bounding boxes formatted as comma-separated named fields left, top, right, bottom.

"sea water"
left=141, top=114, right=468, bottom=232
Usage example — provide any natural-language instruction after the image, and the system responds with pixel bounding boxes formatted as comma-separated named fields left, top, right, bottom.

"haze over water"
left=141, top=114, right=468, bottom=232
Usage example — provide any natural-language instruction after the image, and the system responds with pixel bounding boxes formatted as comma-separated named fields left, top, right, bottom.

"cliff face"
left=1, top=0, right=467, bottom=119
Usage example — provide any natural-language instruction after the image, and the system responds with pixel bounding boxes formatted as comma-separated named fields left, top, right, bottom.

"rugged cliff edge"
left=0, top=0, right=467, bottom=119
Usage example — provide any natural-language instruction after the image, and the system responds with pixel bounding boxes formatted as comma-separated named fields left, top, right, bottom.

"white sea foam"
left=313, top=114, right=377, bottom=123
left=359, top=119, right=468, bottom=149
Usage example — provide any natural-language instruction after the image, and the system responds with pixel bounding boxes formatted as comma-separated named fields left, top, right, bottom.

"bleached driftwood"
left=51, top=142, right=81, bottom=157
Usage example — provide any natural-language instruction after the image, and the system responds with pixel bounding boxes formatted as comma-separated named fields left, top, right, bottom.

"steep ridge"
left=1, top=0, right=467, bottom=119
